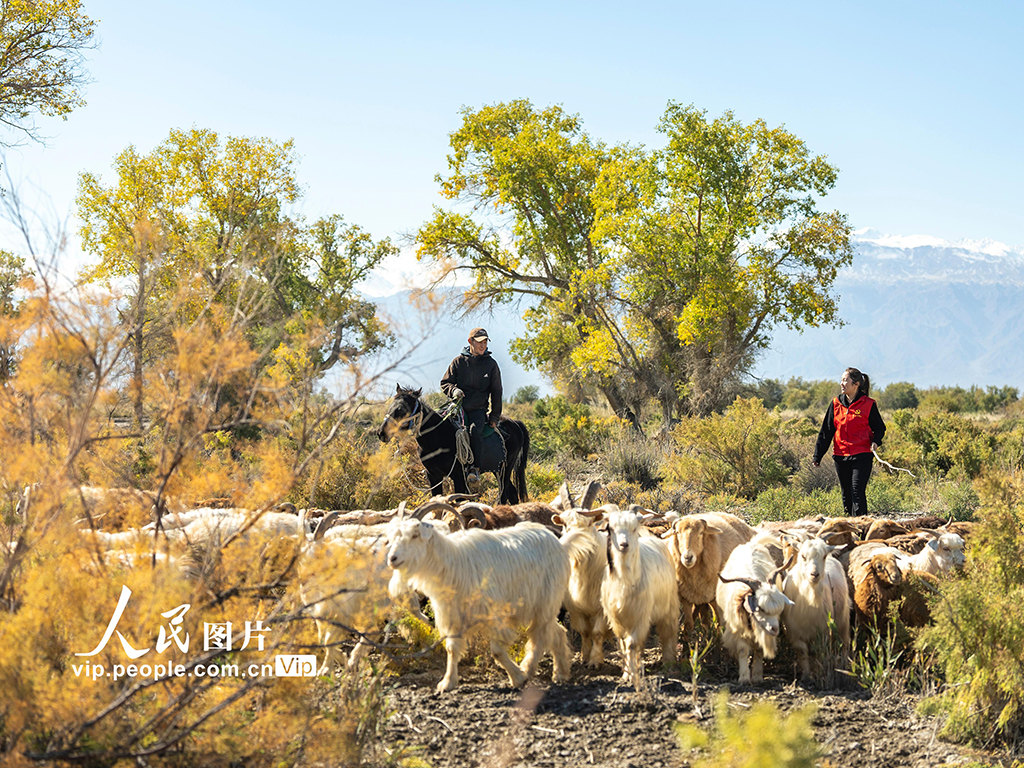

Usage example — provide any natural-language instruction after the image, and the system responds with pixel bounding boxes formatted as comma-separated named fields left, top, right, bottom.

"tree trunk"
left=600, top=382, right=642, bottom=433
left=133, top=262, right=146, bottom=429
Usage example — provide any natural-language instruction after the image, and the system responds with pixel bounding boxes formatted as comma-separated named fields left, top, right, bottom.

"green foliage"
left=0, top=0, right=95, bottom=142
left=525, top=462, right=564, bottom=499
left=76, top=128, right=396, bottom=396
left=865, top=473, right=920, bottom=516
left=886, top=409, right=997, bottom=478
left=667, top=397, right=800, bottom=499
left=528, top=395, right=621, bottom=459
left=918, top=385, right=1019, bottom=414
left=938, top=480, right=981, bottom=522
left=877, top=381, right=919, bottom=411
left=780, top=377, right=837, bottom=414
left=849, top=622, right=908, bottom=695
left=0, top=249, right=30, bottom=381
left=511, top=384, right=541, bottom=404
left=751, top=486, right=842, bottom=525
left=675, top=691, right=822, bottom=768
left=418, top=100, right=852, bottom=420
left=917, top=503, right=1024, bottom=746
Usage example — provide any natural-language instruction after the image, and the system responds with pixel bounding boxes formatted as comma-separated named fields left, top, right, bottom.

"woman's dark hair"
left=845, top=367, right=870, bottom=397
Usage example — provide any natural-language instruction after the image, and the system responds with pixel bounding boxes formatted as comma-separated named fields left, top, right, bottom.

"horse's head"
left=377, top=384, right=424, bottom=442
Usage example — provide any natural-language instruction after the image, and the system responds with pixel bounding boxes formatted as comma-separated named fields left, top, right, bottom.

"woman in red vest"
left=812, top=367, right=887, bottom=516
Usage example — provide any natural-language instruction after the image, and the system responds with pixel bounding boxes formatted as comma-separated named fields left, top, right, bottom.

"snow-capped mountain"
left=756, top=230, right=1024, bottom=387
left=356, top=230, right=1024, bottom=395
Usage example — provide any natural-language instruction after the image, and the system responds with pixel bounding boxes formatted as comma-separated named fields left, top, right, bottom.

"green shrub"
left=675, top=691, right=822, bottom=768
left=780, top=377, right=836, bottom=415
left=666, top=397, right=800, bottom=499
left=886, top=410, right=996, bottom=479
left=751, top=486, right=842, bottom=525
left=937, top=480, right=980, bottom=522
left=600, top=431, right=664, bottom=489
left=525, top=462, right=563, bottom=499
left=511, top=385, right=541, bottom=404
left=865, top=473, right=920, bottom=517
left=877, top=381, right=919, bottom=411
left=528, top=395, right=621, bottom=459
left=916, top=504, right=1024, bottom=746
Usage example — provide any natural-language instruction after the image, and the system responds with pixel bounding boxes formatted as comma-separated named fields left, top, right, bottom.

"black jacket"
left=440, top=347, right=502, bottom=420
left=813, top=393, right=886, bottom=464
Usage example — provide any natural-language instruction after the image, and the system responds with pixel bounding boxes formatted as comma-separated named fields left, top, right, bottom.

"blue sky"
left=3, top=0, right=1022, bottom=273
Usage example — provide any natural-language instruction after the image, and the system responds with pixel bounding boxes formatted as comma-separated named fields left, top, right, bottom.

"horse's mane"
left=396, top=385, right=422, bottom=398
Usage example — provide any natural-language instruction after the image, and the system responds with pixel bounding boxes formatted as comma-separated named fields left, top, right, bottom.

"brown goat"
left=458, top=501, right=561, bottom=535
left=662, top=512, right=756, bottom=634
left=864, top=519, right=910, bottom=540
left=847, top=543, right=904, bottom=628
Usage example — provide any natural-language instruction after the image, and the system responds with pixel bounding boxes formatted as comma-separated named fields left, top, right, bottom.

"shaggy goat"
left=781, top=538, right=851, bottom=682
left=846, top=542, right=905, bottom=628
left=386, top=519, right=575, bottom=692
left=601, top=509, right=679, bottom=685
left=299, top=503, right=450, bottom=675
left=716, top=540, right=795, bottom=684
left=552, top=506, right=611, bottom=667
left=661, top=512, right=756, bottom=635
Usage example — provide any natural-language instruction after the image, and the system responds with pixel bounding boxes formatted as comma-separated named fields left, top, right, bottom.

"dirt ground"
left=379, top=648, right=1014, bottom=768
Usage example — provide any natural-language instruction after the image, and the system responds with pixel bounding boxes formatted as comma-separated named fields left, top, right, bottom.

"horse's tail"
left=516, top=419, right=530, bottom=501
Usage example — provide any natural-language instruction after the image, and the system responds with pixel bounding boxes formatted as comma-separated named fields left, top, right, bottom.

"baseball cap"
left=469, top=327, right=489, bottom=341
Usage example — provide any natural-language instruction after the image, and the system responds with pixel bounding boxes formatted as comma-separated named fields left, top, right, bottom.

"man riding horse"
left=440, top=327, right=502, bottom=486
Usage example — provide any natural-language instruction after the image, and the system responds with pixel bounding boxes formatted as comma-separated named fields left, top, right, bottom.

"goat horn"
left=770, top=551, right=797, bottom=584
left=558, top=482, right=576, bottom=510
left=580, top=480, right=602, bottom=510
left=313, top=511, right=340, bottom=541
left=444, top=493, right=480, bottom=503
left=718, top=575, right=761, bottom=591
left=411, top=500, right=459, bottom=520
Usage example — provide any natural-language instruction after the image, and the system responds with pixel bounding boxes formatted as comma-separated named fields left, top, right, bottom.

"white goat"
left=716, top=539, right=795, bottom=684
left=601, top=509, right=679, bottom=686
left=300, top=532, right=398, bottom=675
left=553, top=506, right=611, bottom=667
left=782, top=538, right=851, bottom=682
left=298, top=505, right=450, bottom=676
left=899, top=532, right=966, bottom=575
left=661, top=512, right=756, bottom=634
left=386, top=519, right=574, bottom=693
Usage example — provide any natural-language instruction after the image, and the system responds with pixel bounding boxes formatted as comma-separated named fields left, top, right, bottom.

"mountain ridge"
left=357, top=231, right=1023, bottom=395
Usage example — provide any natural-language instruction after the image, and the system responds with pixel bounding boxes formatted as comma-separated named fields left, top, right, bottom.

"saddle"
left=470, top=422, right=507, bottom=473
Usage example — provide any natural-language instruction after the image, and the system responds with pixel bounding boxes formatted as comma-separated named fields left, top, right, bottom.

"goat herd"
left=57, top=481, right=972, bottom=695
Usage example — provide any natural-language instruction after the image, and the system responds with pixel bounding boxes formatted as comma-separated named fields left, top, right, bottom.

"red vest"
left=832, top=396, right=875, bottom=456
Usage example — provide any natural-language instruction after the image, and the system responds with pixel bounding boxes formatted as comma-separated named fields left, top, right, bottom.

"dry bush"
left=0, top=265, right=416, bottom=766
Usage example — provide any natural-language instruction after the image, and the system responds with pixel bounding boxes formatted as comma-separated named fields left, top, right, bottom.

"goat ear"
left=419, top=520, right=435, bottom=539
left=781, top=593, right=796, bottom=607
left=742, top=593, right=758, bottom=615
left=551, top=514, right=565, bottom=528
left=467, top=519, right=482, bottom=529
left=825, top=544, right=837, bottom=555
left=660, top=529, right=674, bottom=539
left=705, top=524, right=723, bottom=536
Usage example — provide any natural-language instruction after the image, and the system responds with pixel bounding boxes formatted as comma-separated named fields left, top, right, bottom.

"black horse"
left=377, top=385, right=530, bottom=504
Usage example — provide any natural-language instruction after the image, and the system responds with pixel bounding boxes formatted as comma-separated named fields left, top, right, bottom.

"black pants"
left=834, top=453, right=873, bottom=516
